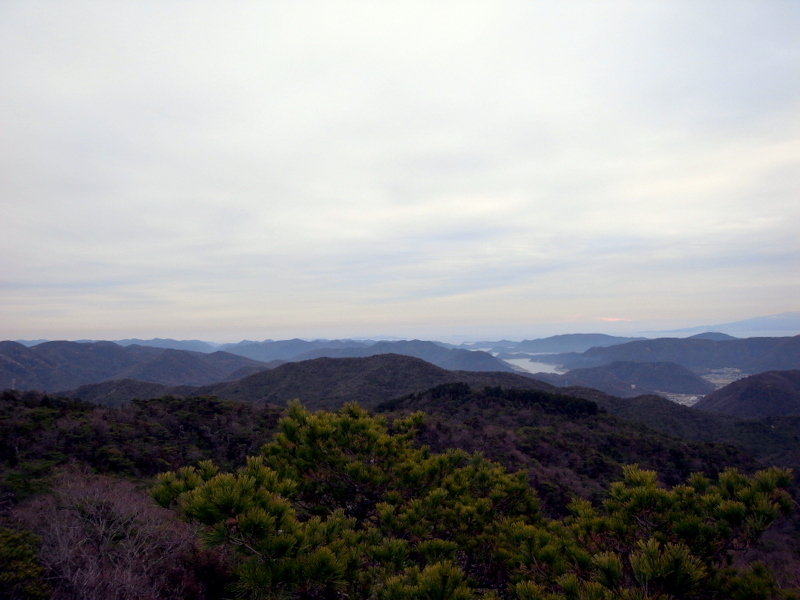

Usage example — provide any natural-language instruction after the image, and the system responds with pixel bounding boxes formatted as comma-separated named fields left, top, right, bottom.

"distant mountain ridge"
left=114, top=338, right=219, bottom=353
left=289, top=340, right=514, bottom=372
left=1, top=335, right=522, bottom=395
left=539, top=335, right=800, bottom=373
left=495, top=333, right=646, bottom=354
left=219, top=338, right=370, bottom=362
left=0, top=340, right=270, bottom=391
left=213, top=338, right=513, bottom=372
left=655, top=311, right=800, bottom=336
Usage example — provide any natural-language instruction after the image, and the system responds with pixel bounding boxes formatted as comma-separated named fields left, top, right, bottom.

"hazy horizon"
left=3, top=2, right=799, bottom=342
left=9, top=309, right=800, bottom=346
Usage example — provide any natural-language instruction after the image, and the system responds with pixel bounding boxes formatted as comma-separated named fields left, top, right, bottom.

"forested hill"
left=694, top=370, right=800, bottom=417
left=71, top=354, right=546, bottom=410
left=532, top=361, right=715, bottom=397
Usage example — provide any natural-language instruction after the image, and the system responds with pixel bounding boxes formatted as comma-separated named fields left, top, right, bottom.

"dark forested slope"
left=376, top=383, right=761, bottom=514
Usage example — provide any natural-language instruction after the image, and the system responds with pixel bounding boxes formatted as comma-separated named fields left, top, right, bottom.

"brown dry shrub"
left=13, top=469, right=207, bottom=600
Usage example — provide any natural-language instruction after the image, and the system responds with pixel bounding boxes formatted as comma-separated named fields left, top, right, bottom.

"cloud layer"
left=2, top=1, right=799, bottom=340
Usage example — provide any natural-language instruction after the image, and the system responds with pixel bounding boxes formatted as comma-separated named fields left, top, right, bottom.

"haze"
left=2, top=1, right=799, bottom=342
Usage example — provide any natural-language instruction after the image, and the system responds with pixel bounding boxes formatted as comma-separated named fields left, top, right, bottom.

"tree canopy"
left=153, top=401, right=796, bottom=600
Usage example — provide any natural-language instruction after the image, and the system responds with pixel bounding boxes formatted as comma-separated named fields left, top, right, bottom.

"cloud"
left=1, top=1, right=799, bottom=340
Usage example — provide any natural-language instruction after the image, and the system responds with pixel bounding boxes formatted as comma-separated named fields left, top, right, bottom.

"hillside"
left=0, top=385, right=760, bottom=519
left=290, top=339, right=514, bottom=372
left=62, top=378, right=172, bottom=407
left=540, top=335, right=800, bottom=373
left=574, top=390, right=800, bottom=473
left=532, top=361, right=716, bottom=397
left=0, top=340, right=270, bottom=391
left=694, top=370, right=800, bottom=418
left=375, top=383, right=761, bottom=512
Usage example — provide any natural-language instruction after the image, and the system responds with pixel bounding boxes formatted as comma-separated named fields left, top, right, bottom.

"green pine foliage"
left=0, top=526, right=50, bottom=600
left=154, top=401, right=796, bottom=600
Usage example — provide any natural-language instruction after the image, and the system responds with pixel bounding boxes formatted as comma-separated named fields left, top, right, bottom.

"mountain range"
left=536, top=335, right=800, bottom=373
left=63, top=354, right=543, bottom=409
left=0, top=339, right=518, bottom=394
left=0, top=340, right=270, bottom=391
left=7, top=333, right=800, bottom=403
left=486, top=333, right=646, bottom=354
left=51, top=354, right=800, bottom=480
left=5, top=324, right=800, bottom=594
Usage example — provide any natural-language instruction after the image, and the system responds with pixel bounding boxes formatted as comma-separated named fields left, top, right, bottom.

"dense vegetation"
left=0, top=390, right=281, bottom=502
left=1, top=387, right=798, bottom=599
left=155, top=401, right=796, bottom=600
left=377, top=384, right=762, bottom=512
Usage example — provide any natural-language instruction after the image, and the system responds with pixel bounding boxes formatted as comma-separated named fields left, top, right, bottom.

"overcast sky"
left=1, top=1, right=799, bottom=342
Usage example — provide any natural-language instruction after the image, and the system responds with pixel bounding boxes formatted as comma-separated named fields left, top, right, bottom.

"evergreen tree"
left=153, top=401, right=796, bottom=600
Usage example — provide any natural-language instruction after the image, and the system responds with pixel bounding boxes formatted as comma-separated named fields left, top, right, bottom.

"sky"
left=1, top=1, right=799, bottom=342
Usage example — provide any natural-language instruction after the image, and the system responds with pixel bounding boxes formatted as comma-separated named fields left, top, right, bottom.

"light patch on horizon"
left=1, top=1, right=799, bottom=341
